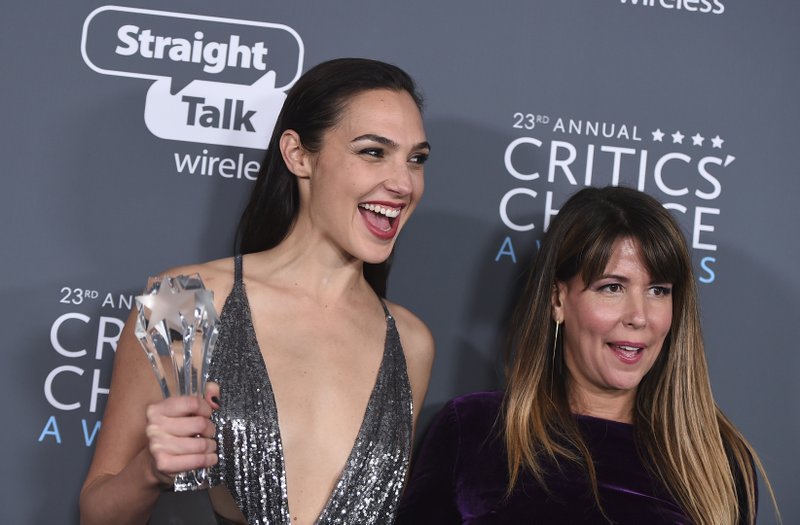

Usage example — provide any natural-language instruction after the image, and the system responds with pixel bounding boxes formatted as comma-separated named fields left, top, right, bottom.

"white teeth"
left=618, top=345, right=640, bottom=352
left=359, top=203, right=400, bottom=218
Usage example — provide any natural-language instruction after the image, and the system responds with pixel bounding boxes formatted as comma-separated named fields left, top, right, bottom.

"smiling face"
left=552, top=237, right=673, bottom=419
left=293, top=88, right=429, bottom=264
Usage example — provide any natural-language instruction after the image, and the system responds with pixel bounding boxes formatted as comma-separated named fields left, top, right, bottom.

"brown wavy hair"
left=503, top=186, right=777, bottom=525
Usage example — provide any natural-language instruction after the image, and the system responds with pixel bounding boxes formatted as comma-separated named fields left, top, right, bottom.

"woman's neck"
left=245, top=234, right=368, bottom=305
left=567, top=386, right=636, bottom=424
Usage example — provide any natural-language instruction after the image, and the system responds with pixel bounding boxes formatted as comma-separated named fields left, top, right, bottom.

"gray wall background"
left=2, top=1, right=797, bottom=523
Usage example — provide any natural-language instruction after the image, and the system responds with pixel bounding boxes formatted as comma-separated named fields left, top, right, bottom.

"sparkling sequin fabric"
left=209, top=255, right=413, bottom=525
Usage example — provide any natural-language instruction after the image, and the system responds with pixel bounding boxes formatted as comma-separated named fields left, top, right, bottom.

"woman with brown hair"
left=398, top=186, right=775, bottom=524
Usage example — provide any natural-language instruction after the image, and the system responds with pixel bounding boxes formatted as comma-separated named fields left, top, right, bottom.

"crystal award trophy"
left=134, top=274, right=219, bottom=491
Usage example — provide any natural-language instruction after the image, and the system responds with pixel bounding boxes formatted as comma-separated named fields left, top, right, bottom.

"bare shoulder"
left=384, top=300, right=434, bottom=362
left=383, top=300, right=435, bottom=423
left=159, top=256, right=234, bottom=288
left=157, top=256, right=237, bottom=313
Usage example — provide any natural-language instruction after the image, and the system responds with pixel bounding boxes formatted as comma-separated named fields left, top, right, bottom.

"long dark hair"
left=235, top=58, right=424, bottom=297
left=503, top=186, right=770, bottom=524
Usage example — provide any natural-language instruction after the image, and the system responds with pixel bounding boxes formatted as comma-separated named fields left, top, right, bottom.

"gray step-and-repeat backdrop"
left=2, top=1, right=797, bottom=523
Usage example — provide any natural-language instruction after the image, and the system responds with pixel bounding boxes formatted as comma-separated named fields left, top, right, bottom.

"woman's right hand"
left=144, top=383, right=220, bottom=487
left=80, top=266, right=230, bottom=524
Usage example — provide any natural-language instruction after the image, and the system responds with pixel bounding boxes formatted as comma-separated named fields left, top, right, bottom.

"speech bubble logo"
left=144, top=73, right=286, bottom=149
left=82, top=6, right=303, bottom=93
left=81, top=6, right=304, bottom=150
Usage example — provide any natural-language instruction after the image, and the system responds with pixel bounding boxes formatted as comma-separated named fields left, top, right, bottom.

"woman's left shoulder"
left=383, top=301, right=434, bottom=354
left=382, top=300, right=435, bottom=405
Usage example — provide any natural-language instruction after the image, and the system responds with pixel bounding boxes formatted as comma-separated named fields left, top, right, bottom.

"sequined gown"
left=208, top=255, right=413, bottom=525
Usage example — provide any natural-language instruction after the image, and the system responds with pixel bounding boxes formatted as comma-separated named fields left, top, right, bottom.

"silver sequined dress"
left=209, top=255, right=413, bottom=524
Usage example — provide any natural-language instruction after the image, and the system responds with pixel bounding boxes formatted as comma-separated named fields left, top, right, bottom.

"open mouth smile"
left=608, top=342, right=644, bottom=364
left=358, top=202, right=404, bottom=240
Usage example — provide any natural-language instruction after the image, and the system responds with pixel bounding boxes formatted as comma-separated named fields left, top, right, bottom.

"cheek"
left=412, top=174, right=425, bottom=199
left=563, top=314, right=613, bottom=363
left=656, top=312, right=673, bottom=341
left=569, top=303, right=618, bottom=338
left=652, top=301, right=673, bottom=337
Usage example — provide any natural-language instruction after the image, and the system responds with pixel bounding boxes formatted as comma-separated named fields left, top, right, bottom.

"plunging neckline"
left=237, top=279, right=391, bottom=525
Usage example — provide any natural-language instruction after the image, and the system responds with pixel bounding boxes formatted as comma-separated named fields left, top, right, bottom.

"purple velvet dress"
left=397, top=391, right=693, bottom=525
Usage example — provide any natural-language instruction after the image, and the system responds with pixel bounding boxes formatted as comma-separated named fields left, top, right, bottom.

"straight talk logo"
left=619, top=0, right=725, bottom=15
left=82, top=6, right=304, bottom=149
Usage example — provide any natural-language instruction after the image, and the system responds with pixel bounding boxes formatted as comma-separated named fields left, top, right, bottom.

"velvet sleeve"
left=396, top=400, right=463, bottom=524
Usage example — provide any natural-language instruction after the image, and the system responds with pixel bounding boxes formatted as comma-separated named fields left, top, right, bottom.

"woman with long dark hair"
left=398, top=186, right=776, bottom=525
left=81, top=58, right=434, bottom=525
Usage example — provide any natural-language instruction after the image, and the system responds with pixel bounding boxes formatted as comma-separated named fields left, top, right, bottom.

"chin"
left=608, top=376, right=646, bottom=393
left=354, top=241, right=395, bottom=265
left=361, top=252, right=393, bottom=265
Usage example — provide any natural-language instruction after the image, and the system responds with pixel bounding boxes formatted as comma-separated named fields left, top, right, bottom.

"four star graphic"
left=648, top=129, right=724, bottom=149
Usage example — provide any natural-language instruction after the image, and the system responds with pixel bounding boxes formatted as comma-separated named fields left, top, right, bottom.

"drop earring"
left=552, top=319, right=561, bottom=369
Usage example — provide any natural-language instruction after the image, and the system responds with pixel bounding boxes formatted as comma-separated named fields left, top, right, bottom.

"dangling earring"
left=552, top=320, right=561, bottom=370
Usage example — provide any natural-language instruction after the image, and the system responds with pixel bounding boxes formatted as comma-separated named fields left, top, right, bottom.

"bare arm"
left=80, top=264, right=229, bottom=525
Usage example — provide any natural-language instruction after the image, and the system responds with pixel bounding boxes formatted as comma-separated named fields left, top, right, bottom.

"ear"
left=280, top=130, right=312, bottom=179
left=551, top=281, right=566, bottom=323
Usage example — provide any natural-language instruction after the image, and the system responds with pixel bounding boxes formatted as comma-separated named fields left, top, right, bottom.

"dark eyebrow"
left=351, top=134, right=398, bottom=148
left=599, top=273, right=671, bottom=286
left=597, top=274, right=630, bottom=284
left=351, top=134, right=431, bottom=152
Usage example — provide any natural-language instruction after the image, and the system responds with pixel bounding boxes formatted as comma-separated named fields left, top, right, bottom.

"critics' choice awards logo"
left=497, top=112, right=735, bottom=285
left=38, top=288, right=135, bottom=447
left=618, top=0, right=725, bottom=14
left=81, top=6, right=304, bottom=151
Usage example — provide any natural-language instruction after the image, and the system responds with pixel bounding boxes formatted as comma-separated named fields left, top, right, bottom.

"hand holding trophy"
left=134, top=274, right=219, bottom=491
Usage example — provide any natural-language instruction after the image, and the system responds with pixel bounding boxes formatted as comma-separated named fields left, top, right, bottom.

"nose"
left=384, top=162, right=414, bottom=196
left=622, top=293, right=647, bottom=329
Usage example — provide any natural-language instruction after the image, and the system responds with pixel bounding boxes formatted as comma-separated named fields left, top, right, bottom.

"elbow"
left=78, top=479, right=100, bottom=525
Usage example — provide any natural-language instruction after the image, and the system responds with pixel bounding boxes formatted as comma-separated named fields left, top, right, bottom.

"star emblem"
left=134, top=275, right=219, bottom=398
left=711, top=135, right=725, bottom=148
left=139, top=283, right=195, bottom=330
left=652, top=129, right=664, bottom=142
left=135, top=275, right=216, bottom=356
left=691, top=133, right=705, bottom=146
left=671, top=131, right=685, bottom=144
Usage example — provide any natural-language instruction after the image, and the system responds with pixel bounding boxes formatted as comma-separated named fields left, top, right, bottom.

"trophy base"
left=174, top=467, right=209, bottom=492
